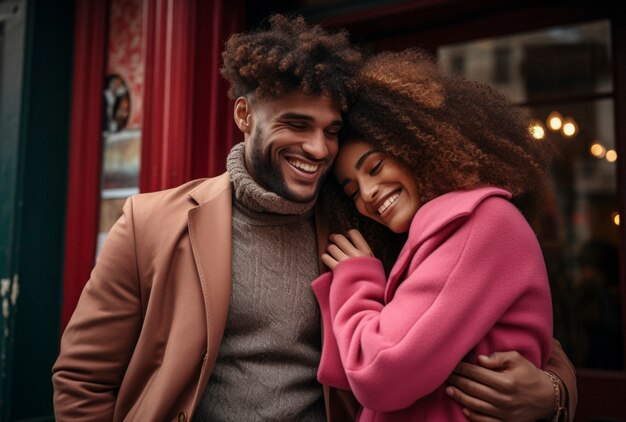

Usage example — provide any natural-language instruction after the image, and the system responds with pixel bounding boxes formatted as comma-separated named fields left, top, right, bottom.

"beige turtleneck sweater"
left=194, top=143, right=326, bottom=422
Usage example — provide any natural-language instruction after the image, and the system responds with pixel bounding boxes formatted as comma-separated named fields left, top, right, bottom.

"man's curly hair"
left=320, top=48, right=554, bottom=271
left=220, top=14, right=363, bottom=111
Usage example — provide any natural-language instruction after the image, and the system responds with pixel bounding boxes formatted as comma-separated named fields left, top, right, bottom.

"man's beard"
left=249, top=126, right=326, bottom=203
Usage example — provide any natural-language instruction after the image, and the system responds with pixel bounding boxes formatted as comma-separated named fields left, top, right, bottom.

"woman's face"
left=334, top=139, right=421, bottom=233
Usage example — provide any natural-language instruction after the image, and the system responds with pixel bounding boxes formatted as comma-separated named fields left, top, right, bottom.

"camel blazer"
left=52, top=173, right=358, bottom=422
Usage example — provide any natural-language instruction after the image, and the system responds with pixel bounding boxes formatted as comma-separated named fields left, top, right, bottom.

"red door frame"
left=62, top=0, right=243, bottom=328
left=61, top=0, right=108, bottom=329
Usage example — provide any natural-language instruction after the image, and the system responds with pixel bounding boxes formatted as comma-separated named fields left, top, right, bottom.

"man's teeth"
left=289, top=159, right=319, bottom=173
left=378, top=192, right=400, bottom=215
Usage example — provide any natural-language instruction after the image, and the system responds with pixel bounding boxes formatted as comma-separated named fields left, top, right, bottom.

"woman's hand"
left=321, top=229, right=373, bottom=270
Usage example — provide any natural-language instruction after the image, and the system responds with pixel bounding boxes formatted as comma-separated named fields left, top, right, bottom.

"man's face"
left=243, top=92, right=342, bottom=203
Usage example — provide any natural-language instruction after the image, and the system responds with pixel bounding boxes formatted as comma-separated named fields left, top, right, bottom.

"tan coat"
left=52, top=173, right=575, bottom=421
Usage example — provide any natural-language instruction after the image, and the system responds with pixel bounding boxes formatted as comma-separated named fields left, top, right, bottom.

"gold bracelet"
left=543, top=370, right=567, bottom=421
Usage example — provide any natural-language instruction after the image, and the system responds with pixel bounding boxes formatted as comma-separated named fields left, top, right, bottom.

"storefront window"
left=438, top=20, right=621, bottom=370
left=97, top=0, right=144, bottom=255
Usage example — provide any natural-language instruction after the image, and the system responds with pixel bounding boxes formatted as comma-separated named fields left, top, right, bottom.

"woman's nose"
left=360, top=180, right=379, bottom=201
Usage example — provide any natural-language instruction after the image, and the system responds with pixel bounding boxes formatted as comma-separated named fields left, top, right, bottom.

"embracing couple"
left=53, top=14, right=575, bottom=422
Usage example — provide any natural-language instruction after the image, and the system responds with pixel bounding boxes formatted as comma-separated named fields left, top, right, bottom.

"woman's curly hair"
left=220, top=14, right=363, bottom=111
left=320, top=48, right=554, bottom=271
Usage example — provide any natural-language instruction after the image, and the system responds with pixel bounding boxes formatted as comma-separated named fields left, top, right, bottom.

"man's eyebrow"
left=277, top=112, right=314, bottom=121
left=355, top=149, right=379, bottom=170
left=276, top=113, right=343, bottom=126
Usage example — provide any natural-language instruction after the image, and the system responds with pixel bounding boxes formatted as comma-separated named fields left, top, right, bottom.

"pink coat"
left=312, top=187, right=554, bottom=421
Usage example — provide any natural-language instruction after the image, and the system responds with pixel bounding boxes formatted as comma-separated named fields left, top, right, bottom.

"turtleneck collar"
left=226, top=142, right=317, bottom=216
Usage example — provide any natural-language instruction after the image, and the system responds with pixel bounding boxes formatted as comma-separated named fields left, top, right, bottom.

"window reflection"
left=438, top=20, right=622, bottom=370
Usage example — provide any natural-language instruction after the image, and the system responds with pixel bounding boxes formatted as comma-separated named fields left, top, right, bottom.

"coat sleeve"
left=312, top=266, right=385, bottom=391
left=52, top=197, right=143, bottom=421
left=546, top=338, right=577, bottom=421
left=326, top=198, right=553, bottom=412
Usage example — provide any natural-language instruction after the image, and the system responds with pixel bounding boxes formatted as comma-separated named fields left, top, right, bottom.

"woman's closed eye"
left=370, top=159, right=384, bottom=175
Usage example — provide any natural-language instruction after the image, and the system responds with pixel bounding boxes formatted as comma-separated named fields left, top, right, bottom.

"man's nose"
left=302, top=131, right=330, bottom=160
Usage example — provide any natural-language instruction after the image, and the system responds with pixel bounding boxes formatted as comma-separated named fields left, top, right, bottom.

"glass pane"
left=438, top=20, right=612, bottom=103
left=438, top=20, right=622, bottom=370
left=529, top=100, right=622, bottom=370
left=96, top=0, right=145, bottom=258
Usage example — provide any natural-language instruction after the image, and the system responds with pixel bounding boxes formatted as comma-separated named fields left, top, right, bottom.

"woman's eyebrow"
left=339, top=149, right=381, bottom=188
left=355, top=149, right=379, bottom=170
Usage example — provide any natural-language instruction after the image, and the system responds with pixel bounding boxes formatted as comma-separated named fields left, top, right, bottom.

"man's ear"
left=234, top=97, right=252, bottom=134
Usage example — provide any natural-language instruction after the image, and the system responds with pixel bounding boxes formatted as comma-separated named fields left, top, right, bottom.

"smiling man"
left=52, top=14, right=576, bottom=422
left=238, top=92, right=343, bottom=203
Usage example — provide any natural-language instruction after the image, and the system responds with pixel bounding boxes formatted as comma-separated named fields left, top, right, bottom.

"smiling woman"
left=312, top=48, right=572, bottom=422
left=334, top=140, right=420, bottom=233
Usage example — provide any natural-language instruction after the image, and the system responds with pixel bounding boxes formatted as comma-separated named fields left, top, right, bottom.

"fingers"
left=453, top=361, right=510, bottom=390
left=477, top=351, right=521, bottom=369
left=328, top=234, right=356, bottom=255
left=448, top=371, right=505, bottom=405
left=326, top=243, right=349, bottom=262
left=321, top=253, right=338, bottom=270
left=346, top=229, right=373, bottom=256
left=327, top=231, right=372, bottom=259
left=445, top=382, right=503, bottom=421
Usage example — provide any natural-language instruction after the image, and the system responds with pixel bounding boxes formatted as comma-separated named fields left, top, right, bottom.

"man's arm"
left=52, top=198, right=143, bottom=420
left=445, top=339, right=576, bottom=422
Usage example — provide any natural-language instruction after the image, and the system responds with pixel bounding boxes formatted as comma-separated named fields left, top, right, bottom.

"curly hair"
left=220, top=14, right=363, bottom=111
left=320, top=48, right=554, bottom=271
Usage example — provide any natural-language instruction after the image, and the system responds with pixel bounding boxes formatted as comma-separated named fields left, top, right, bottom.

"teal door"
left=1, top=0, right=73, bottom=419
left=0, top=1, right=27, bottom=419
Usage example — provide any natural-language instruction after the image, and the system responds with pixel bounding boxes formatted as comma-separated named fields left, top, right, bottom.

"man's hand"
left=445, top=351, right=554, bottom=422
left=321, top=229, right=373, bottom=270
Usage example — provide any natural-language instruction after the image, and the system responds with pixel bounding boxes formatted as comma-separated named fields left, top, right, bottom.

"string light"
left=611, top=212, right=620, bottom=226
left=606, top=150, right=618, bottom=163
left=590, top=143, right=606, bottom=158
left=530, top=122, right=545, bottom=140
left=547, top=111, right=563, bottom=131
left=561, top=117, right=578, bottom=137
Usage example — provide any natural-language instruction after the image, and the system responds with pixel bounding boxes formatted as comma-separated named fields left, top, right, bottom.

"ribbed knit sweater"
left=194, top=143, right=325, bottom=422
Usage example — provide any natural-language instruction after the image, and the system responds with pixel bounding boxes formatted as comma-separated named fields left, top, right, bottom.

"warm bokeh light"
left=561, top=117, right=578, bottom=137
left=547, top=111, right=563, bottom=131
left=606, top=149, right=618, bottom=163
left=530, top=122, right=545, bottom=140
left=612, top=212, right=620, bottom=226
left=590, top=143, right=606, bottom=158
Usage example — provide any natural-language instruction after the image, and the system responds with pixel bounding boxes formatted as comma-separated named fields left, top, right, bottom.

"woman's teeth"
left=378, top=192, right=400, bottom=215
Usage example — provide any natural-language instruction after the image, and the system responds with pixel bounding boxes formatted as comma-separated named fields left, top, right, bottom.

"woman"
left=313, top=48, right=565, bottom=421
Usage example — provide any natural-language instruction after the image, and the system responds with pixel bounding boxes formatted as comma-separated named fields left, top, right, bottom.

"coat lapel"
left=186, top=173, right=233, bottom=394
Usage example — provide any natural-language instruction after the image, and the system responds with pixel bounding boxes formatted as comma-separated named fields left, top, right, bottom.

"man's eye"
left=349, top=189, right=359, bottom=200
left=325, top=129, right=340, bottom=138
left=288, top=122, right=307, bottom=130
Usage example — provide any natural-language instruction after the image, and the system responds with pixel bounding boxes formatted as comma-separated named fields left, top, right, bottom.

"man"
left=52, top=14, right=575, bottom=421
